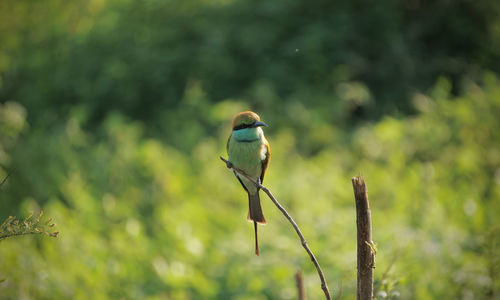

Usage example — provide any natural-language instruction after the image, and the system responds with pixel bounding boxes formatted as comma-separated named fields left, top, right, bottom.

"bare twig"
left=0, top=172, right=11, bottom=189
left=220, top=156, right=332, bottom=300
left=352, top=176, right=374, bottom=300
left=295, top=270, right=307, bottom=300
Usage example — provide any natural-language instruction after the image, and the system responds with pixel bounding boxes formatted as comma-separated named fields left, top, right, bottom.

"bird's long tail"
left=254, top=221, right=259, bottom=256
left=248, top=192, right=266, bottom=256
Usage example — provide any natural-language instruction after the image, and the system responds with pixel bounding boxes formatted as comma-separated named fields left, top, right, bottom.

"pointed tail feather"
left=248, top=192, right=265, bottom=256
left=254, top=221, right=259, bottom=256
left=247, top=192, right=266, bottom=224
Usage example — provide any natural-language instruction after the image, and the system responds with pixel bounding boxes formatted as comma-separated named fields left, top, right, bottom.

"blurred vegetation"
left=1, top=0, right=500, bottom=299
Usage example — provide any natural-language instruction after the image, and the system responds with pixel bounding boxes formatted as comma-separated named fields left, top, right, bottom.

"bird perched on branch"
left=227, top=111, right=270, bottom=256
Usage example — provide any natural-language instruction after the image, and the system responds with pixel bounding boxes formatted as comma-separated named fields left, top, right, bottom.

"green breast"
left=228, top=138, right=262, bottom=173
left=227, top=133, right=266, bottom=193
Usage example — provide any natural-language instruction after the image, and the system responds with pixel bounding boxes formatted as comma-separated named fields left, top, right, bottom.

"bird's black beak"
left=251, top=121, right=268, bottom=128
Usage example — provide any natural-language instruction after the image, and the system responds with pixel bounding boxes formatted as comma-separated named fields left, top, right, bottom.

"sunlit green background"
left=1, top=0, right=499, bottom=299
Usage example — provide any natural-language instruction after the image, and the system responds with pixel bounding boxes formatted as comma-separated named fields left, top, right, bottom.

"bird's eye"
left=233, top=123, right=252, bottom=131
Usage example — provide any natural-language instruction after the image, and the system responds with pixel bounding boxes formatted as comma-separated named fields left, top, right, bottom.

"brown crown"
left=231, top=111, right=261, bottom=128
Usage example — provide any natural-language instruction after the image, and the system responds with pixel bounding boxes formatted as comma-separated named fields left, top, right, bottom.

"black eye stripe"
left=233, top=123, right=253, bottom=130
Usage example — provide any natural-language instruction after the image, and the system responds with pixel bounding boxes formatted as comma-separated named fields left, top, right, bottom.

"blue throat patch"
left=233, top=127, right=260, bottom=142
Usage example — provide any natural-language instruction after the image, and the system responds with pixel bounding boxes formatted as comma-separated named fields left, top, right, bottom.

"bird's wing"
left=226, top=133, right=232, bottom=154
left=227, top=133, right=249, bottom=192
left=260, top=138, right=270, bottom=183
left=234, top=171, right=249, bottom=192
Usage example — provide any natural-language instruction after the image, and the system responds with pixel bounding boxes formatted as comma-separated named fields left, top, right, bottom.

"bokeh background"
left=1, top=0, right=500, bottom=299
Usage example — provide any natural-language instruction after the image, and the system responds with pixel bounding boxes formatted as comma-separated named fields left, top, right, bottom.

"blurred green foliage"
left=1, top=0, right=500, bottom=299
left=1, top=0, right=500, bottom=129
left=1, top=75, right=499, bottom=299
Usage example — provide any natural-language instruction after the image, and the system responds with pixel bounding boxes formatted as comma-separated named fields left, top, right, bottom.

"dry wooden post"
left=352, top=176, right=374, bottom=300
left=295, top=270, right=307, bottom=300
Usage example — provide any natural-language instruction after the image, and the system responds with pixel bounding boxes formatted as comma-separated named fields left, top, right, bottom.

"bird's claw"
left=254, top=178, right=261, bottom=187
left=225, top=160, right=234, bottom=169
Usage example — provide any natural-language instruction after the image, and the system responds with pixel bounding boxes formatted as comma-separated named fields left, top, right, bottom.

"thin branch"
left=220, top=156, right=332, bottom=300
left=0, top=231, right=49, bottom=241
left=352, top=176, right=374, bottom=300
left=0, top=172, right=11, bottom=189
left=295, top=270, right=307, bottom=300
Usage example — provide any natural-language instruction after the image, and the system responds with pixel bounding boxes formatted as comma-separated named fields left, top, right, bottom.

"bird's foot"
left=254, top=178, right=262, bottom=188
left=225, top=160, right=234, bottom=169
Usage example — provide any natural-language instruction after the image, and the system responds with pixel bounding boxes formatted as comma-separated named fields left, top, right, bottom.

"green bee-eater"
left=227, top=111, right=270, bottom=256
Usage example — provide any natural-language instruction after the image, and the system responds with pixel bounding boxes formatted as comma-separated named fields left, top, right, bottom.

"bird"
left=227, top=111, right=270, bottom=256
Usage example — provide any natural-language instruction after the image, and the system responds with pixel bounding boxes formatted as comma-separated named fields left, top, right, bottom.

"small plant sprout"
left=0, top=211, right=59, bottom=242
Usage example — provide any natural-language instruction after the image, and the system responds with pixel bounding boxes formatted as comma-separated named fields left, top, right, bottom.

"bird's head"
left=231, top=111, right=268, bottom=131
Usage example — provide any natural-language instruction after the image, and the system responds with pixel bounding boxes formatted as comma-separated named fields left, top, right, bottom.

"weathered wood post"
left=352, top=176, right=374, bottom=300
